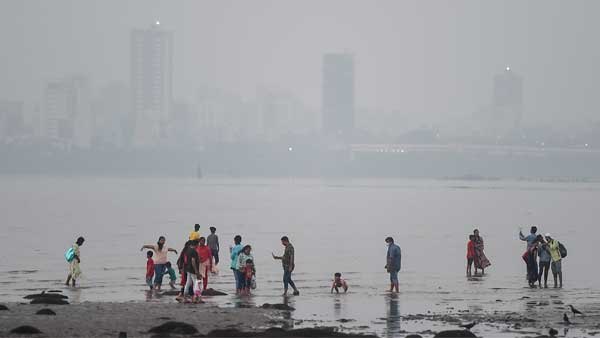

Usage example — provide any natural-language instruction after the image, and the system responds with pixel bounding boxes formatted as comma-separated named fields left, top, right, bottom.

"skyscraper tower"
left=130, top=21, right=173, bottom=147
left=492, top=66, right=523, bottom=132
left=322, top=53, right=355, bottom=136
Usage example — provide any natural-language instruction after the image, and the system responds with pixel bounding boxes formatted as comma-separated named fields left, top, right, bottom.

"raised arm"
left=168, top=247, right=178, bottom=254
left=272, top=252, right=282, bottom=260
left=519, top=231, right=526, bottom=241
left=140, top=244, right=154, bottom=251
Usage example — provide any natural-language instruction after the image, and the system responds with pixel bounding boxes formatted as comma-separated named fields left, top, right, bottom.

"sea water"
left=0, top=177, right=597, bottom=337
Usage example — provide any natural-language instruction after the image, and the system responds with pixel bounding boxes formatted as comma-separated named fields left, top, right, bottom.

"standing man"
left=272, top=236, right=300, bottom=296
left=546, top=234, right=563, bottom=288
left=207, top=226, right=220, bottom=266
left=385, top=237, right=401, bottom=293
left=519, top=226, right=539, bottom=249
left=189, top=224, right=201, bottom=241
left=519, top=226, right=538, bottom=279
left=230, top=235, right=244, bottom=294
left=183, top=240, right=202, bottom=303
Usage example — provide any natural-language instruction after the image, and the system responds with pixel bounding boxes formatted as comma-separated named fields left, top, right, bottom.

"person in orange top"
left=196, top=237, right=213, bottom=292
left=466, top=235, right=475, bottom=277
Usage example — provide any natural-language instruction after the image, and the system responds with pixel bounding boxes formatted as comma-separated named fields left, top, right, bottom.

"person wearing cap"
left=545, top=233, right=563, bottom=288
left=189, top=224, right=201, bottom=241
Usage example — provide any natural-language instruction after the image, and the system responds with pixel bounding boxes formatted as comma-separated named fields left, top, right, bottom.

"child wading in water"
left=146, top=251, right=155, bottom=290
left=331, top=272, right=349, bottom=293
left=242, top=259, right=256, bottom=295
left=166, top=261, right=177, bottom=289
left=466, top=235, right=475, bottom=277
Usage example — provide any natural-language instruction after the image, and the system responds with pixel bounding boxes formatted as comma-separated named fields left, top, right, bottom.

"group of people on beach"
left=463, top=226, right=566, bottom=288
left=65, top=224, right=566, bottom=299
left=140, top=225, right=221, bottom=302
left=64, top=225, right=404, bottom=299
left=466, top=229, right=491, bottom=277
left=137, top=225, right=305, bottom=303
left=519, top=226, right=566, bottom=288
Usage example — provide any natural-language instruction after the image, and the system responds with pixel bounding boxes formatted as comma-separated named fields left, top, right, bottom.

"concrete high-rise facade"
left=43, top=76, right=92, bottom=148
left=322, top=53, right=355, bottom=136
left=0, top=101, right=25, bottom=142
left=130, top=21, right=173, bottom=147
left=492, top=67, right=523, bottom=133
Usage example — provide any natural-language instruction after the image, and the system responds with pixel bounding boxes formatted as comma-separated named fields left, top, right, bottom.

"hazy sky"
left=1, top=0, right=598, bottom=129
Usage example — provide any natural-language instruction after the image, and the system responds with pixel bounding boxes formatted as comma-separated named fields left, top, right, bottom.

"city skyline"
left=1, top=0, right=599, bottom=134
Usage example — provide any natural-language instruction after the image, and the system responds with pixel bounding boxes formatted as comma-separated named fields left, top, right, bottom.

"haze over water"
left=1, top=176, right=597, bottom=336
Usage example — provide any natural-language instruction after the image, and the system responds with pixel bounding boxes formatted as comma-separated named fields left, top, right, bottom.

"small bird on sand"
left=568, top=305, right=584, bottom=316
left=459, top=322, right=477, bottom=330
left=563, top=313, right=571, bottom=325
left=549, top=328, right=558, bottom=337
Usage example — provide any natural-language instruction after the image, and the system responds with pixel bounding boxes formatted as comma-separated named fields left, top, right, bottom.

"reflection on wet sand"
left=281, top=295, right=295, bottom=329
left=334, top=297, right=342, bottom=317
left=385, top=293, right=401, bottom=338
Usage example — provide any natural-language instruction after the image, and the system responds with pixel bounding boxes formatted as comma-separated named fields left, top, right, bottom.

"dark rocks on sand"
left=336, top=318, right=355, bottom=323
left=405, top=335, right=423, bottom=338
left=433, top=330, right=477, bottom=338
left=148, top=321, right=198, bottom=335
left=30, top=298, right=69, bottom=305
left=0, top=304, right=8, bottom=311
left=118, top=332, right=127, bottom=338
left=36, top=308, right=56, bottom=315
left=202, top=288, right=228, bottom=296
left=10, top=326, right=42, bottom=334
left=261, top=303, right=296, bottom=311
left=24, top=292, right=68, bottom=300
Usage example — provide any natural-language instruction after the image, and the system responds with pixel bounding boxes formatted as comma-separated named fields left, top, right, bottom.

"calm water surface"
left=1, top=177, right=598, bottom=337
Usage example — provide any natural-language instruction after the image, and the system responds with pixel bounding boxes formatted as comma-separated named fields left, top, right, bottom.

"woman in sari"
left=66, top=237, right=85, bottom=287
left=473, top=229, right=491, bottom=275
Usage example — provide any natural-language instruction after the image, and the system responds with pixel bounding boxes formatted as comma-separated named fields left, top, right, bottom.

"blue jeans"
left=233, top=269, right=244, bottom=290
left=154, top=264, right=166, bottom=285
left=389, top=270, right=399, bottom=284
left=283, top=268, right=296, bottom=291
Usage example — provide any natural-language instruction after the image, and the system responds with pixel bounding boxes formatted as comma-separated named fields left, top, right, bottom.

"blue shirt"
left=230, top=244, right=243, bottom=270
left=387, top=244, right=401, bottom=272
left=538, top=243, right=551, bottom=263
left=521, top=233, right=537, bottom=249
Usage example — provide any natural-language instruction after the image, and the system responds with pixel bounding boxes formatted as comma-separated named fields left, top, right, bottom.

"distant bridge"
left=350, top=144, right=598, bottom=155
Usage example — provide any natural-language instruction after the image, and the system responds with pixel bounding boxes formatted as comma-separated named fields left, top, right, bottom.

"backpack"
left=65, top=247, right=75, bottom=262
left=558, top=242, right=567, bottom=258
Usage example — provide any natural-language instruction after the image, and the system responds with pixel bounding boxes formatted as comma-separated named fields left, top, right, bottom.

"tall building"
left=43, top=76, right=92, bottom=148
left=131, top=21, right=173, bottom=147
left=92, top=82, right=131, bottom=148
left=322, top=53, right=355, bottom=136
left=492, top=66, right=523, bottom=133
left=0, top=101, right=25, bottom=142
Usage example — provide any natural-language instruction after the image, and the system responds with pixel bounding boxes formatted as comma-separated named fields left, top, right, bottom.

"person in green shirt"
left=545, top=234, right=563, bottom=288
left=166, top=261, right=177, bottom=289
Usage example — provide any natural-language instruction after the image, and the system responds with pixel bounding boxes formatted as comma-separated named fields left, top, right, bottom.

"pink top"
left=152, top=244, right=170, bottom=264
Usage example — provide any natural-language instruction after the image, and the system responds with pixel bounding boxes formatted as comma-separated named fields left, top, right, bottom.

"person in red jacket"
left=466, top=235, right=475, bottom=277
left=196, top=237, right=213, bottom=292
left=146, top=251, right=155, bottom=290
